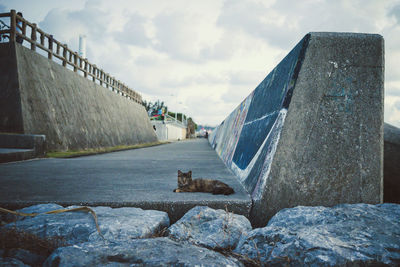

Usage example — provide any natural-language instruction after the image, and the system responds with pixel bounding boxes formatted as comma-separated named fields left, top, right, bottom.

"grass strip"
left=46, top=141, right=168, bottom=158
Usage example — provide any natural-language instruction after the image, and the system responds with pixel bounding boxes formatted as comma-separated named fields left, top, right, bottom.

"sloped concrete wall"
left=210, top=32, right=384, bottom=227
left=0, top=43, right=157, bottom=150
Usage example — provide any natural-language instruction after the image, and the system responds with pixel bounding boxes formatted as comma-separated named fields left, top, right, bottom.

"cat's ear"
left=178, top=170, right=182, bottom=175
left=188, top=170, right=192, bottom=176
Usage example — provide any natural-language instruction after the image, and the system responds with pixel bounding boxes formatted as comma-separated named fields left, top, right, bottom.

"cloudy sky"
left=1, top=0, right=400, bottom=127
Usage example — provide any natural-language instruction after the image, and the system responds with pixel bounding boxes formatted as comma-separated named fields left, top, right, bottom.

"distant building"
left=79, top=35, right=86, bottom=58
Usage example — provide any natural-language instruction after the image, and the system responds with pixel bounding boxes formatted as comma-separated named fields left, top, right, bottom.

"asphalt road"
left=0, top=139, right=251, bottom=222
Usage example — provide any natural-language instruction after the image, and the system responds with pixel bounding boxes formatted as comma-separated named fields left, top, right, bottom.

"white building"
left=151, top=120, right=187, bottom=141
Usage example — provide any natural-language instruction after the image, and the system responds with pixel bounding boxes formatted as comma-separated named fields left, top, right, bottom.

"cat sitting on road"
left=173, top=170, right=234, bottom=195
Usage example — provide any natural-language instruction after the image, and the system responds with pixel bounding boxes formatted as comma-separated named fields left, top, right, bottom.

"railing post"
left=40, top=32, right=44, bottom=46
left=62, top=44, right=67, bottom=67
left=22, top=21, right=26, bottom=39
left=48, top=35, right=53, bottom=59
left=31, top=23, right=37, bottom=51
left=84, top=59, right=88, bottom=78
left=73, top=53, right=77, bottom=72
left=10, top=10, right=16, bottom=42
left=92, top=65, right=96, bottom=82
left=99, top=70, right=103, bottom=85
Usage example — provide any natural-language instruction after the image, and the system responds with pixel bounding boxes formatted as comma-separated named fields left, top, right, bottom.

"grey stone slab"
left=0, top=133, right=46, bottom=163
left=44, top=238, right=244, bottom=267
left=4, top=204, right=170, bottom=244
left=168, top=206, right=251, bottom=250
left=0, top=149, right=32, bottom=154
left=0, top=148, right=35, bottom=164
left=235, top=203, right=400, bottom=266
left=0, top=139, right=251, bottom=223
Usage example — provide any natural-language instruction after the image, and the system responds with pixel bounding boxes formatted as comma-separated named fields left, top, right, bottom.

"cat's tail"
left=224, top=187, right=234, bottom=195
left=213, top=186, right=235, bottom=195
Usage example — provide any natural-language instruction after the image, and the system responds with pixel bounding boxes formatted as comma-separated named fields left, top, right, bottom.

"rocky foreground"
left=0, top=203, right=399, bottom=266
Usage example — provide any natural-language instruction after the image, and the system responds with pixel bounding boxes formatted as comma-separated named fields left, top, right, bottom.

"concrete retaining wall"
left=0, top=42, right=157, bottom=151
left=210, top=32, right=384, bottom=227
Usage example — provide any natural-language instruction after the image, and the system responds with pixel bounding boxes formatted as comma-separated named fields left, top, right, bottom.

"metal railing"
left=150, top=114, right=187, bottom=127
left=0, top=10, right=142, bottom=104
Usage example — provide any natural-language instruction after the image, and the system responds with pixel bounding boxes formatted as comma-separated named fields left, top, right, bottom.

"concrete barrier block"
left=210, top=32, right=384, bottom=227
left=384, top=123, right=400, bottom=203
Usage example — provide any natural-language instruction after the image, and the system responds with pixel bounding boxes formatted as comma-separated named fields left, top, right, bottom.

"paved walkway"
left=0, top=139, right=251, bottom=222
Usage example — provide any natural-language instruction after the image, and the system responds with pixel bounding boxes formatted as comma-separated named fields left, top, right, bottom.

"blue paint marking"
left=243, top=122, right=278, bottom=194
left=327, top=76, right=355, bottom=113
left=232, top=35, right=310, bottom=170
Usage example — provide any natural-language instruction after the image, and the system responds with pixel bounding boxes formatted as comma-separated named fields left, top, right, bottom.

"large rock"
left=168, top=206, right=252, bottom=249
left=4, top=204, right=169, bottom=244
left=384, top=123, right=400, bottom=203
left=1, top=249, right=45, bottom=267
left=44, top=238, right=244, bottom=266
left=4, top=203, right=63, bottom=222
left=235, top=203, right=400, bottom=266
left=0, top=257, right=29, bottom=267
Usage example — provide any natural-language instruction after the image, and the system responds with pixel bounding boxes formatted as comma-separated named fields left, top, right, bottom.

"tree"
left=142, top=99, right=168, bottom=116
left=186, top=117, right=197, bottom=138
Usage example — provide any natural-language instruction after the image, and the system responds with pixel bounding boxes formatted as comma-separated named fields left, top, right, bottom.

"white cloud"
left=114, top=13, right=151, bottom=47
left=388, top=3, right=400, bottom=23
left=0, top=0, right=399, bottom=126
left=385, top=96, right=400, bottom=128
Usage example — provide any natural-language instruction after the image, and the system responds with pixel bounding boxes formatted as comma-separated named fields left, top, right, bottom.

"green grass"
left=47, top=141, right=168, bottom=158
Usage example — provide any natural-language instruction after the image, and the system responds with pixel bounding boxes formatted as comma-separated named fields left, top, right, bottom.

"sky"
left=1, top=0, right=400, bottom=127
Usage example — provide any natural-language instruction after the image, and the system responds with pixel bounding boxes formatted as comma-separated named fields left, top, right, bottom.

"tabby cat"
left=173, top=170, right=234, bottom=195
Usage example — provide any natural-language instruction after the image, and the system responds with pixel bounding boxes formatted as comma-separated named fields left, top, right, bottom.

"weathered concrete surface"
left=0, top=133, right=46, bottom=163
left=0, top=148, right=35, bottom=164
left=168, top=206, right=251, bottom=250
left=210, top=32, right=384, bottom=227
left=0, top=139, right=251, bottom=223
left=0, top=43, right=23, bottom=133
left=0, top=42, right=157, bottom=151
left=44, top=238, right=244, bottom=267
left=384, top=123, right=400, bottom=203
left=235, top=203, right=400, bottom=266
left=4, top=204, right=170, bottom=244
